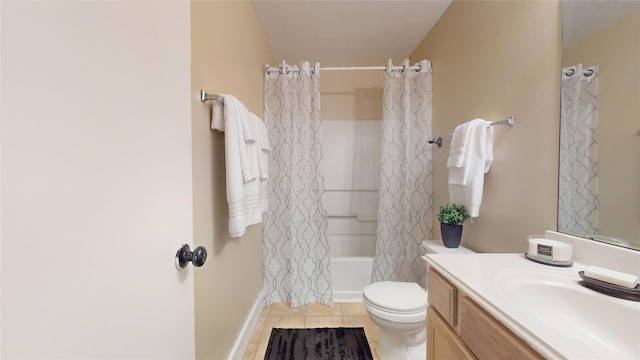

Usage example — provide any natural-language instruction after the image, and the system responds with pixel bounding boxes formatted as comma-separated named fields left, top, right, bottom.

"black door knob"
left=175, top=244, right=208, bottom=270
left=191, top=246, right=207, bottom=267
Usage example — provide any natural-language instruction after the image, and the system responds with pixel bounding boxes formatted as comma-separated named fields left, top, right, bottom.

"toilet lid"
left=363, top=281, right=427, bottom=312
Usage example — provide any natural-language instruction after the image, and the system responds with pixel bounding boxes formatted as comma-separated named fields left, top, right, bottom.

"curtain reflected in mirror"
left=559, top=64, right=598, bottom=236
left=560, top=1, right=640, bottom=250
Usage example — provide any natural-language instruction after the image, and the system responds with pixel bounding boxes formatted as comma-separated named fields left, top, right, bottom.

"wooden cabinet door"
left=459, top=296, right=544, bottom=360
left=427, top=306, right=476, bottom=360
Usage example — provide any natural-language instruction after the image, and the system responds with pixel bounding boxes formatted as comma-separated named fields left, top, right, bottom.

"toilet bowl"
left=363, top=281, right=427, bottom=359
left=363, top=240, right=475, bottom=360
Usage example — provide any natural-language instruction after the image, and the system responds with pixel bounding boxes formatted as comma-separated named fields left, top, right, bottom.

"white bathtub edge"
left=330, top=256, right=374, bottom=303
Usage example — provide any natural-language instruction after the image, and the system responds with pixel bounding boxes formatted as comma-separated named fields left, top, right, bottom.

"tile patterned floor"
left=242, top=302, right=382, bottom=360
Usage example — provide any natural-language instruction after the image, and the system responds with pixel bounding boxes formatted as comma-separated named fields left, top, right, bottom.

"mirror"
left=560, top=1, right=640, bottom=251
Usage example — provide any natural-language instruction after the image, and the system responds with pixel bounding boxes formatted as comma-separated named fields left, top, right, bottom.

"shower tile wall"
left=321, top=120, right=381, bottom=257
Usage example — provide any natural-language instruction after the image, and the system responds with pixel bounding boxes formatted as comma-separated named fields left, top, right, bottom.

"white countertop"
left=424, top=253, right=640, bottom=359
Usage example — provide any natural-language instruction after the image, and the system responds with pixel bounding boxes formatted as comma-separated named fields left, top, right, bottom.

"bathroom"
left=2, top=1, right=638, bottom=359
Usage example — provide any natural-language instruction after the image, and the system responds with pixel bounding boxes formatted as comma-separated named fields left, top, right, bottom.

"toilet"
left=363, top=240, right=475, bottom=360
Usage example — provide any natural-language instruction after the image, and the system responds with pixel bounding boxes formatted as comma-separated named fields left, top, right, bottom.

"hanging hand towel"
left=211, top=98, right=224, bottom=132
left=447, top=122, right=470, bottom=168
left=212, top=94, right=260, bottom=182
left=250, top=112, right=270, bottom=212
left=447, top=119, right=483, bottom=186
left=485, top=126, right=494, bottom=172
left=211, top=94, right=265, bottom=237
left=253, top=112, right=271, bottom=180
left=448, top=119, right=493, bottom=217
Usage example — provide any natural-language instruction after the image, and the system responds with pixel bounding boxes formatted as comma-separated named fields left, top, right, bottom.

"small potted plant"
left=437, top=203, right=470, bottom=248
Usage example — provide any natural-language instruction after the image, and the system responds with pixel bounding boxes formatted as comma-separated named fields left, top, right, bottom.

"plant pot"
left=440, top=223, right=463, bottom=248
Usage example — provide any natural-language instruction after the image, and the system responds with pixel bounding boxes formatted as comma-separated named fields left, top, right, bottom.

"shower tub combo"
left=322, top=120, right=382, bottom=302
left=329, top=236, right=376, bottom=302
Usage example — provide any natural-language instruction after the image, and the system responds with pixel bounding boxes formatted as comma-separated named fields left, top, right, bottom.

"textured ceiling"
left=252, top=0, right=452, bottom=67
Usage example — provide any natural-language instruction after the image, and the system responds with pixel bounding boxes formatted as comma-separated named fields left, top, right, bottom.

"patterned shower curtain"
left=373, top=59, right=433, bottom=287
left=263, top=61, right=333, bottom=308
left=558, top=64, right=599, bottom=236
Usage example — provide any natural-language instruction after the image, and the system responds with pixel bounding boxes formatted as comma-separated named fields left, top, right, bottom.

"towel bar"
left=448, top=116, right=515, bottom=137
left=200, top=90, right=219, bottom=102
left=490, top=116, right=515, bottom=127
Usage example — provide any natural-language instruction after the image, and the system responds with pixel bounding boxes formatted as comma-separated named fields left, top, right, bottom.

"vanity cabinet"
left=427, top=269, right=544, bottom=360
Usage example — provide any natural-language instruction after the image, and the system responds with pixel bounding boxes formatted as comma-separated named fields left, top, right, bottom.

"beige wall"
left=562, top=11, right=640, bottom=243
left=410, top=0, right=562, bottom=253
left=191, top=2, right=274, bottom=359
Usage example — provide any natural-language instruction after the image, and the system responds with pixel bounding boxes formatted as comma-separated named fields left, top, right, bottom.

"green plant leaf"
left=437, top=203, right=470, bottom=225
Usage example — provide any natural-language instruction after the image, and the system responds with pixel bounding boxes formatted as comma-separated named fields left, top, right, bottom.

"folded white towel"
left=447, top=122, right=470, bottom=168
left=253, top=112, right=271, bottom=180
left=219, top=95, right=260, bottom=182
left=448, top=119, right=492, bottom=217
left=243, top=113, right=263, bottom=182
left=259, top=118, right=271, bottom=152
left=211, top=97, right=256, bottom=148
left=211, top=98, right=224, bottom=132
left=448, top=119, right=483, bottom=186
left=485, top=126, right=494, bottom=172
left=212, top=95, right=266, bottom=237
left=242, top=113, right=257, bottom=144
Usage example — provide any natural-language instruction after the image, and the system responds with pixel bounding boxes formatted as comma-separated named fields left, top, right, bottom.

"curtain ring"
left=401, top=63, right=407, bottom=73
left=564, top=68, right=575, bottom=76
left=285, top=65, right=290, bottom=75
left=415, top=63, right=422, bottom=72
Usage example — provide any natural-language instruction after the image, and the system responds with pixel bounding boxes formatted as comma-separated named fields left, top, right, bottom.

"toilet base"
left=376, top=326, right=426, bottom=360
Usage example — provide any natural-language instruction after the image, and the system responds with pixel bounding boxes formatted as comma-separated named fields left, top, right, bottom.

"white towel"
left=250, top=112, right=270, bottom=212
left=214, top=94, right=260, bottom=182
left=210, top=94, right=266, bottom=237
left=253, top=112, right=271, bottom=180
left=448, top=119, right=493, bottom=217
left=211, top=95, right=256, bottom=144
left=447, top=122, right=470, bottom=168
left=243, top=113, right=263, bottom=182
left=211, top=98, right=224, bottom=132
left=485, top=126, right=494, bottom=172
left=447, top=119, right=484, bottom=186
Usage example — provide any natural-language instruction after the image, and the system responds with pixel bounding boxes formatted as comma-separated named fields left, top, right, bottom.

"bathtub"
left=330, top=256, right=374, bottom=302
left=329, top=235, right=376, bottom=302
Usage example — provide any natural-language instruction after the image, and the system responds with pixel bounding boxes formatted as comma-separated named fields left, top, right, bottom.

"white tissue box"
left=528, top=237, right=573, bottom=262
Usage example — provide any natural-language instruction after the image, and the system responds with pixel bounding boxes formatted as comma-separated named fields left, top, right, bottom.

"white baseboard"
left=228, top=291, right=264, bottom=360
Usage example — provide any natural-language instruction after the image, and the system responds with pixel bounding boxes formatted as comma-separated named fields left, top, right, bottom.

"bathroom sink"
left=493, top=269, right=640, bottom=359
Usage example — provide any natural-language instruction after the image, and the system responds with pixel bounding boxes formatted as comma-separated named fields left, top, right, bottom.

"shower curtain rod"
left=264, top=64, right=423, bottom=74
